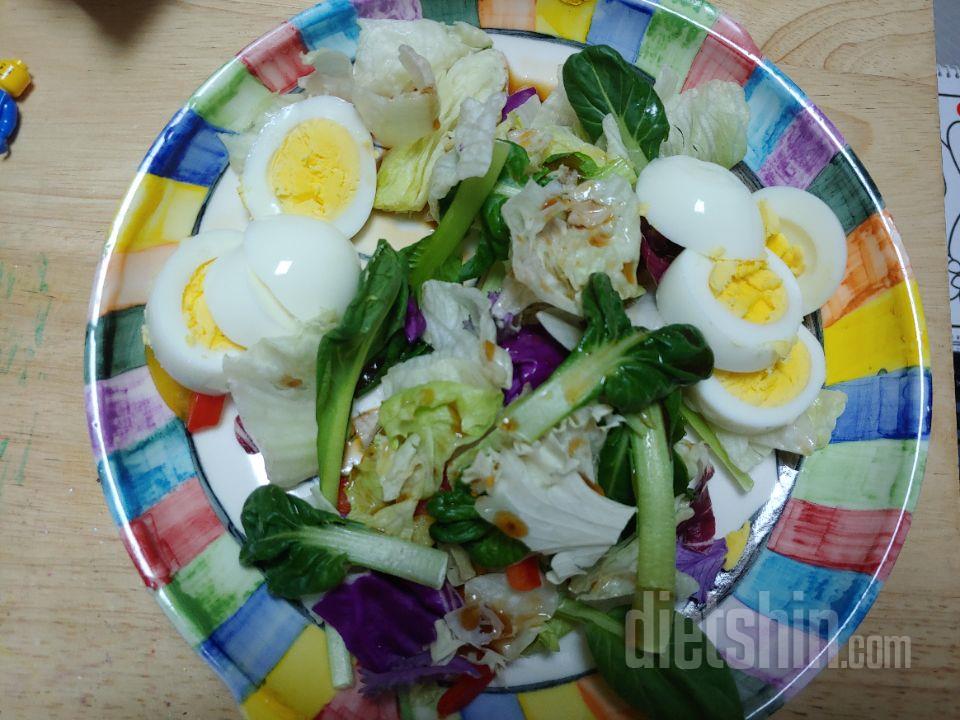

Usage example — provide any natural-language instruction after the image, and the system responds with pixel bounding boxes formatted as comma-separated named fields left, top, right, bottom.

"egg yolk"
left=182, top=261, right=243, bottom=351
left=715, top=339, right=811, bottom=407
left=268, top=119, right=359, bottom=221
left=709, top=259, right=787, bottom=323
left=759, top=200, right=805, bottom=277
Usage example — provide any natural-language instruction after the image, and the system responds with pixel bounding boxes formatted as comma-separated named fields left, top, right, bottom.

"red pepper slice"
left=336, top=475, right=351, bottom=516
left=186, top=393, right=226, bottom=433
left=505, top=555, right=541, bottom=591
left=437, top=665, right=494, bottom=717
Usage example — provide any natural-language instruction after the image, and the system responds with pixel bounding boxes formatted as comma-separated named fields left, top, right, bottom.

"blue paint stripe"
left=199, top=585, right=308, bottom=699
left=733, top=549, right=879, bottom=643
left=198, top=641, right=255, bottom=701
left=586, top=0, right=654, bottom=63
left=99, top=419, right=197, bottom=524
left=461, top=692, right=526, bottom=720
left=292, top=0, right=360, bottom=55
left=743, top=63, right=804, bottom=172
left=829, top=367, right=932, bottom=443
left=142, top=107, right=229, bottom=188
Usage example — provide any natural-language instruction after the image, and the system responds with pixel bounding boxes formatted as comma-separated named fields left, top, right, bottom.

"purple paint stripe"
left=88, top=365, right=175, bottom=455
left=758, top=107, right=846, bottom=188
left=701, top=596, right=831, bottom=689
left=353, top=0, right=422, bottom=20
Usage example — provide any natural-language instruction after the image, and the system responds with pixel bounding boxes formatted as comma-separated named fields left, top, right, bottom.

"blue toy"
left=0, top=90, right=18, bottom=155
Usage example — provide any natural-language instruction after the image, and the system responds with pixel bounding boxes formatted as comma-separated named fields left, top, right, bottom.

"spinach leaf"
left=562, top=45, right=668, bottom=171
left=427, top=487, right=529, bottom=568
left=597, top=424, right=634, bottom=505
left=663, top=390, right=693, bottom=495
left=316, top=240, right=409, bottom=503
left=240, top=485, right=448, bottom=597
left=356, top=336, right=431, bottom=397
left=576, top=604, right=744, bottom=720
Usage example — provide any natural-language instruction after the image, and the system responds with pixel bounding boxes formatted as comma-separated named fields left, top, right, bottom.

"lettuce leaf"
left=713, top=389, right=848, bottom=473
left=657, top=77, right=749, bottom=169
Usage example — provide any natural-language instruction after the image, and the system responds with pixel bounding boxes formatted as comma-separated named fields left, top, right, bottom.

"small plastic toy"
left=0, top=59, right=32, bottom=155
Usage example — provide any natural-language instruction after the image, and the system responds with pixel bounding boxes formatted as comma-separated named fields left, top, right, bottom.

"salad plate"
left=84, top=1, right=931, bottom=719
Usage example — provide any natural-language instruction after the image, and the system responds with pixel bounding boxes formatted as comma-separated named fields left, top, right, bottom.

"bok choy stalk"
left=679, top=403, right=753, bottom=491
left=450, top=273, right=713, bottom=475
left=316, top=241, right=409, bottom=504
left=407, top=140, right=511, bottom=289
left=624, top=408, right=676, bottom=656
left=239, top=485, right=447, bottom=597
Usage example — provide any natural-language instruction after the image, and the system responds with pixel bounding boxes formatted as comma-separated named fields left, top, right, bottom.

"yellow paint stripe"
left=823, top=279, right=928, bottom=385
left=534, top=0, right=598, bottom=43
left=111, top=173, right=207, bottom=254
left=519, top=681, right=596, bottom=719
left=242, top=625, right=336, bottom=720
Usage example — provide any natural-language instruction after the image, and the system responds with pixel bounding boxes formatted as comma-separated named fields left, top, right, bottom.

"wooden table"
left=0, top=1, right=956, bottom=717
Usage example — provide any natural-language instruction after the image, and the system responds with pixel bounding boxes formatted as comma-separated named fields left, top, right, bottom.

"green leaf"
left=679, top=403, right=754, bottom=492
left=581, top=606, right=744, bottom=720
left=465, top=529, right=528, bottom=569
left=356, top=338, right=432, bottom=397
left=562, top=45, right=668, bottom=171
left=597, top=425, right=634, bottom=506
left=579, top=272, right=634, bottom=349
left=240, top=485, right=448, bottom=597
left=429, top=519, right=491, bottom=544
left=316, top=240, right=409, bottom=503
left=426, top=486, right=480, bottom=523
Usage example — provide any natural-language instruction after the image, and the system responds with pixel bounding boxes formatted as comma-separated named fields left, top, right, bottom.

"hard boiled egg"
left=754, top=186, right=847, bottom=315
left=145, top=230, right=245, bottom=395
left=636, top=156, right=764, bottom=260
left=243, top=214, right=361, bottom=322
left=688, top=326, right=826, bottom=434
left=656, top=248, right=803, bottom=372
left=241, top=96, right=377, bottom=237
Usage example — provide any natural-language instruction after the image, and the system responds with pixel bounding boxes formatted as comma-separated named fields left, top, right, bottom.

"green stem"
left=324, top=626, right=354, bottom=689
left=626, top=406, right=676, bottom=655
left=409, top=140, right=510, bottom=289
left=679, top=403, right=754, bottom=491
left=556, top=597, right=625, bottom=639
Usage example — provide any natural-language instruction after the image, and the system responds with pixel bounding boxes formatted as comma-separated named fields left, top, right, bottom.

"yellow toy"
left=0, top=59, right=31, bottom=97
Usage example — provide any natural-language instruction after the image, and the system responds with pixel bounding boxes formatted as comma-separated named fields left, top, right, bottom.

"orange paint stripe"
left=821, top=211, right=910, bottom=328
left=576, top=674, right=644, bottom=720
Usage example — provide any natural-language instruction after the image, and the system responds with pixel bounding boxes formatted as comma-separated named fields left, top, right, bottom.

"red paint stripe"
left=123, top=478, right=224, bottom=588
left=238, top=21, right=314, bottom=94
left=768, top=499, right=911, bottom=579
left=683, top=14, right=760, bottom=91
left=821, top=212, right=909, bottom=328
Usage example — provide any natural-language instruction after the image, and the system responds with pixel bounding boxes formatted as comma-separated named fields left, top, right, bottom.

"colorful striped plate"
left=84, top=2, right=930, bottom=718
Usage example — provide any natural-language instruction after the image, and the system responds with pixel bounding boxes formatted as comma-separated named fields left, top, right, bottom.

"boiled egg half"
left=636, top=156, right=765, bottom=260
left=241, top=95, right=377, bottom=237
left=145, top=216, right=361, bottom=395
left=656, top=248, right=803, bottom=372
left=754, top=186, right=847, bottom=315
left=688, top=326, right=826, bottom=434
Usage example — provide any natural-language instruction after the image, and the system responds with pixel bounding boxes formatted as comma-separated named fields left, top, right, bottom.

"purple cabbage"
left=640, top=219, right=684, bottom=284
left=312, top=573, right=461, bottom=673
left=234, top=416, right=259, bottom=455
left=676, top=537, right=727, bottom=605
left=404, top=297, right=427, bottom=343
left=500, top=324, right=568, bottom=403
left=359, top=652, right=479, bottom=696
left=501, top=87, right=538, bottom=121
left=676, top=465, right=716, bottom=548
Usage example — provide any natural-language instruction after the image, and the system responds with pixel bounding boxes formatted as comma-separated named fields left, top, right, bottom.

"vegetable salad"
left=143, top=18, right=850, bottom=720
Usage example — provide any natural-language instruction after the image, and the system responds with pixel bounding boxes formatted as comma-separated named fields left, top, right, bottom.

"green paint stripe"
left=793, top=439, right=927, bottom=512
left=188, top=59, right=275, bottom=132
left=636, top=1, right=718, bottom=81
left=90, top=305, right=147, bottom=380
left=157, top=534, right=264, bottom=642
left=420, top=0, right=479, bottom=25
left=806, top=149, right=884, bottom=234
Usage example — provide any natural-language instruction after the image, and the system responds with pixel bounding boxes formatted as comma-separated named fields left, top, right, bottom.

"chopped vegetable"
left=186, top=392, right=225, bottom=433
left=679, top=403, right=754, bottom=492
left=675, top=537, right=728, bottom=604
left=499, top=323, right=568, bottom=403
left=239, top=486, right=448, bottom=597
left=505, top=556, right=541, bottom=591
left=325, top=626, right=355, bottom=689
left=316, top=241, right=409, bottom=504
left=436, top=665, right=494, bottom=717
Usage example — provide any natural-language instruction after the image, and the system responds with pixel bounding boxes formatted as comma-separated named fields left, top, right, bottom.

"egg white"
left=688, top=326, right=826, bottom=434
left=243, top=215, right=361, bottom=322
left=144, top=230, right=244, bottom=395
left=636, top=156, right=765, bottom=260
left=754, top=186, right=847, bottom=315
left=241, top=95, right=377, bottom=238
left=656, top=248, right=803, bottom=372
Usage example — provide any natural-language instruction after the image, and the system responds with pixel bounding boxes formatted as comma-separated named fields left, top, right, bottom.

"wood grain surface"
left=0, top=1, right=956, bottom=718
